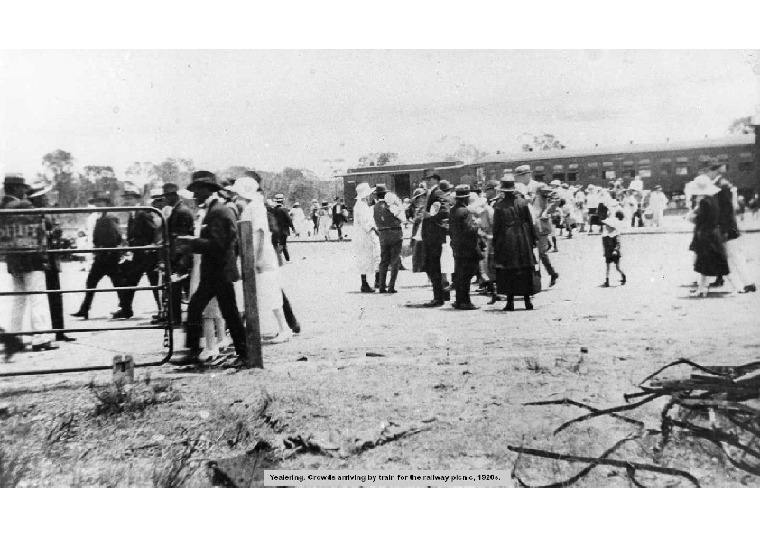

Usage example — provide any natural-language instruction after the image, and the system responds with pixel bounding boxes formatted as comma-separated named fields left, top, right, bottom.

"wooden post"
left=237, top=220, right=263, bottom=368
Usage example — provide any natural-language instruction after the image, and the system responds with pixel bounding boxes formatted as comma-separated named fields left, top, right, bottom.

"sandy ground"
left=1, top=228, right=760, bottom=487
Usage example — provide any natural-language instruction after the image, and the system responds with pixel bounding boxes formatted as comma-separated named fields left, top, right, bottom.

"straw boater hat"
left=513, top=165, right=532, bottom=177
left=497, top=177, right=516, bottom=192
left=122, top=183, right=142, bottom=198
left=27, top=181, right=53, bottom=198
left=355, top=182, right=373, bottom=199
left=88, top=190, right=111, bottom=204
left=454, top=184, right=471, bottom=199
left=274, top=193, right=284, bottom=204
left=550, top=179, right=561, bottom=187
left=228, top=176, right=259, bottom=201
left=689, top=174, right=720, bottom=197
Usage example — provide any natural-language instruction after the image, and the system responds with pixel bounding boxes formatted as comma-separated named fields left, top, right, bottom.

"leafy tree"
left=42, top=149, right=86, bottom=207
left=218, top=166, right=254, bottom=183
left=521, top=133, right=566, bottom=152
left=125, top=162, right=160, bottom=188
left=357, top=152, right=399, bottom=168
left=728, top=116, right=754, bottom=135
left=83, top=165, right=121, bottom=195
left=154, top=158, right=195, bottom=188
left=427, top=136, right=486, bottom=163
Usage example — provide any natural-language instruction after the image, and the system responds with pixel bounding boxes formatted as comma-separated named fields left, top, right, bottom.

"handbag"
left=532, top=249, right=542, bottom=294
left=532, top=265, right=542, bottom=294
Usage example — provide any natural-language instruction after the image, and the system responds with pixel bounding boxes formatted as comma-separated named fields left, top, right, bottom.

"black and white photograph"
left=1, top=5, right=760, bottom=531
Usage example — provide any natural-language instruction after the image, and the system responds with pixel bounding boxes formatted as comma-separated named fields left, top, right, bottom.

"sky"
left=1, top=49, right=758, bottom=181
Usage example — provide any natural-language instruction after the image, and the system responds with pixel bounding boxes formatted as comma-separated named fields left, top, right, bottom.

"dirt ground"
left=2, top=227, right=760, bottom=487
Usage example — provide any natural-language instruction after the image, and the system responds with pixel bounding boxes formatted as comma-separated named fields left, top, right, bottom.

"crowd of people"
left=1, top=170, right=302, bottom=365
left=1, top=157, right=757, bottom=364
left=349, top=162, right=756, bottom=310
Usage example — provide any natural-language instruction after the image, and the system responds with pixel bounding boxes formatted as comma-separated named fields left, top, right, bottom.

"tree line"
left=39, top=150, right=341, bottom=210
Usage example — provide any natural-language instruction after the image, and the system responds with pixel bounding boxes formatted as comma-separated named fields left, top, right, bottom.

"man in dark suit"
left=112, top=184, right=160, bottom=319
left=449, top=185, right=481, bottom=310
left=332, top=196, right=347, bottom=240
left=272, top=193, right=295, bottom=262
left=157, top=182, right=195, bottom=325
left=173, top=171, right=246, bottom=365
left=420, top=170, right=452, bottom=306
left=72, top=191, right=122, bottom=320
left=372, top=184, right=404, bottom=293
left=27, top=182, right=75, bottom=342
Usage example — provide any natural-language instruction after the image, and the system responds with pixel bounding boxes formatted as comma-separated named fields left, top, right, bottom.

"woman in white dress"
left=230, top=176, right=292, bottom=343
left=352, top=183, right=380, bottom=292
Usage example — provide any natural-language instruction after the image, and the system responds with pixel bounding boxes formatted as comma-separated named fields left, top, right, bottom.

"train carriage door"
left=392, top=174, right=411, bottom=200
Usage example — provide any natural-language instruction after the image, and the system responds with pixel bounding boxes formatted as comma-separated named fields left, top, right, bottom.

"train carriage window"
left=638, top=159, right=651, bottom=165
left=676, top=157, right=689, bottom=163
left=587, top=162, right=599, bottom=168
left=622, top=169, right=636, bottom=179
left=604, top=170, right=616, bottom=179
left=534, top=165, right=545, bottom=172
left=553, top=164, right=564, bottom=171
left=568, top=163, right=579, bottom=170
left=740, top=152, right=753, bottom=159
left=675, top=166, right=689, bottom=176
left=738, top=161, right=754, bottom=172
left=534, top=174, right=545, bottom=182
left=566, top=171, right=578, bottom=182
left=552, top=172, right=565, bottom=182
left=602, top=162, right=613, bottom=168
left=623, top=160, right=634, bottom=167
left=639, top=169, right=652, bottom=178
left=660, top=164, right=672, bottom=175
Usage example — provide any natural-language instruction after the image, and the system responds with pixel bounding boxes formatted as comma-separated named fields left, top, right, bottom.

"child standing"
left=601, top=211, right=627, bottom=287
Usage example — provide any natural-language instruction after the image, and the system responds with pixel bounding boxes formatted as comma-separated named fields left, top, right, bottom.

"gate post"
left=237, top=220, right=263, bottom=368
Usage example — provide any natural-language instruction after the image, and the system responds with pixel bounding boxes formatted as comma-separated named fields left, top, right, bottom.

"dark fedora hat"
left=163, top=182, right=179, bottom=194
left=484, top=179, right=500, bottom=191
left=455, top=184, right=471, bottom=198
left=88, top=190, right=112, bottom=204
left=4, top=173, right=27, bottom=188
left=438, top=180, right=453, bottom=192
left=497, top=179, right=516, bottom=192
left=374, top=183, right=388, bottom=195
left=187, top=170, right=221, bottom=192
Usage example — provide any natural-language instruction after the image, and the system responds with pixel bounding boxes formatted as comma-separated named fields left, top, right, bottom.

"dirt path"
left=2, top=231, right=759, bottom=487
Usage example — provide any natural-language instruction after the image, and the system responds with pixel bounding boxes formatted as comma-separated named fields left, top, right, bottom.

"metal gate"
left=0, top=206, right=175, bottom=377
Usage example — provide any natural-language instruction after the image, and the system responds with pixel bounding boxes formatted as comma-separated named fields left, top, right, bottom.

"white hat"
left=178, top=189, right=194, bottom=200
left=689, top=174, right=720, bottom=197
left=229, top=176, right=260, bottom=201
left=27, top=181, right=53, bottom=198
left=355, top=182, right=373, bottom=199
left=149, top=187, right=164, bottom=199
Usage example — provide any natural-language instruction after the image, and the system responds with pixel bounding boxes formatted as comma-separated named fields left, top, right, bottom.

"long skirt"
left=496, top=268, right=534, bottom=297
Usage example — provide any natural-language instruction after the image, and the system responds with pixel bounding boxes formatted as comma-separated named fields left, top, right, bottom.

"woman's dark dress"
left=690, top=196, right=729, bottom=277
left=493, top=193, right=537, bottom=296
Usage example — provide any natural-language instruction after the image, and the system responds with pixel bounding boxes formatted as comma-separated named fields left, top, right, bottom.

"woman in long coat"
left=493, top=177, right=538, bottom=310
left=687, top=175, right=730, bottom=297
left=352, top=182, right=380, bottom=292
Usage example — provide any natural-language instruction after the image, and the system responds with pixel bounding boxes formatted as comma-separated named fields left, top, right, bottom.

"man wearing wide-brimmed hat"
left=157, top=181, right=196, bottom=325
left=27, top=181, right=76, bottom=343
left=173, top=171, right=246, bottom=365
left=373, top=184, right=404, bottom=293
left=111, top=183, right=162, bottom=320
left=271, top=193, right=295, bottom=262
left=419, top=171, right=453, bottom=306
left=1, top=174, right=59, bottom=357
left=71, top=190, right=122, bottom=321
left=449, top=184, right=480, bottom=309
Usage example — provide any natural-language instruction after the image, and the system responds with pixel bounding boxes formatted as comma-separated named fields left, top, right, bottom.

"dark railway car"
left=466, top=134, right=758, bottom=207
left=339, top=161, right=466, bottom=210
